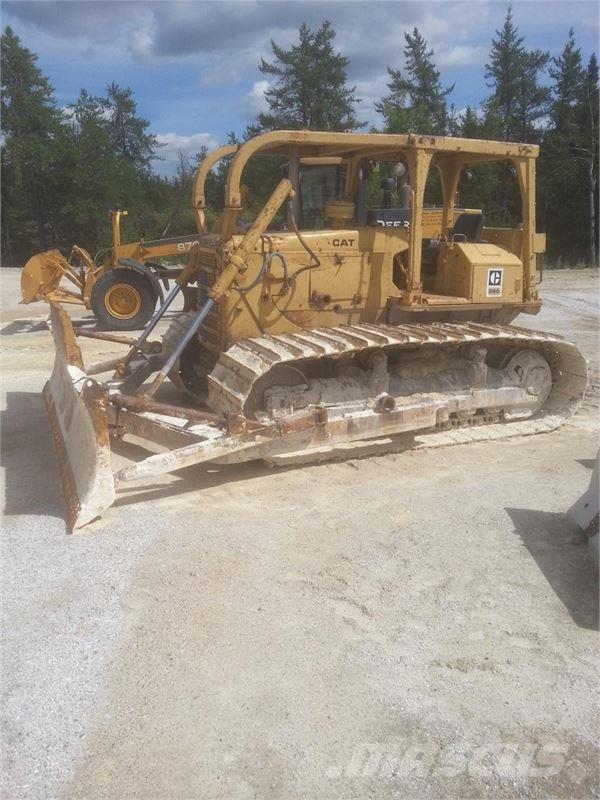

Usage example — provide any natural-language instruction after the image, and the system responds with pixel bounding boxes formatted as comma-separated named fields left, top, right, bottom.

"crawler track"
left=207, top=322, right=587, bottom=432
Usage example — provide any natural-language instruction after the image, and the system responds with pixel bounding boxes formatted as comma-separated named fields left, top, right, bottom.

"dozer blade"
left=44, top=303, right=115, bottom=530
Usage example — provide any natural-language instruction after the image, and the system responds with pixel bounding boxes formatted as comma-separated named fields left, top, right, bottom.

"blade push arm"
left=143, top=178, right=294, bottom=398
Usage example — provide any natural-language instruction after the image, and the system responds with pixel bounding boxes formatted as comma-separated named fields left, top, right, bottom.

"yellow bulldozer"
left=42, top=129, right=587, bottom=530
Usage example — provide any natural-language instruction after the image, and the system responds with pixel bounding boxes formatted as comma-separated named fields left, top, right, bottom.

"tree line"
left=1, top=7, right=598, bottom=266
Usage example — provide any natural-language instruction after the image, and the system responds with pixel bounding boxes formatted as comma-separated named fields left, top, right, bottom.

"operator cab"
left=291, top=155, right=527, bottom=310
left=204, top=131, right=543, bottom=321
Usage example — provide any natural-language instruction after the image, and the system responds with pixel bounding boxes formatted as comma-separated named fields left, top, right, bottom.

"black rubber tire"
left=90, top=269, right=157, bottom=331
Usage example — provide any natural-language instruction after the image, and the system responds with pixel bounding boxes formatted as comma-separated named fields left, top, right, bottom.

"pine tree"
left=61, top=89, right=132, bottom=248
left=1, top=26, right=63, bottom=260
left=484, top=6, right=550, bottom=141
left=105, top=82, right=158, bottom=173
left=193, top=145, right=222, bottom=224
left=376, top=28, right=453, bottom=134
left=541, top=32, right=598, bottom=263
left=59, top=87, right=167, bottom=250
left=484, top=6, right=523, bottom=138
left=541, top=30, right=586, bottom=261
left=460, top=107, right=480, bottom=138
left=258, top=21, right=362, bottom=131
left=549, top=29, right=584, bottom=133
left=578, top=54, right=599, bottom=263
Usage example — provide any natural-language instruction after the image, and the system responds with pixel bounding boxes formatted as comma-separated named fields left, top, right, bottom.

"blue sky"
left=3, top=0, right=598, bottom=176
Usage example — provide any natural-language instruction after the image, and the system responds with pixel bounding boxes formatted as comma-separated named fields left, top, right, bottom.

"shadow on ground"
left=576, top=458, right=597, bottom=470
left=108, top=429, right=421, bottom=514
left=0, top=319, right=50, bottom=336
left=0, top=389, right=286, bottom=529
left=506, top=506, right=599, bottom=630
left=111, top=455, right=281, bottom=511
left=1, top=391, right=65, bottom=521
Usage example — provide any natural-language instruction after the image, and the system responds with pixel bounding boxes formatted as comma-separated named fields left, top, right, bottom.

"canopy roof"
left=229, top=129, right=538, bottom=161
left=221, top=129, right=538, bottom=209
left=193, top=130, right=538, bottom=222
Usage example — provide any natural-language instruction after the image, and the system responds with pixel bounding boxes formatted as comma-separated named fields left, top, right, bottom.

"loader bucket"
left=21, top=250, right=66, bottom=303
left=44, top=303, right=115, bottom=530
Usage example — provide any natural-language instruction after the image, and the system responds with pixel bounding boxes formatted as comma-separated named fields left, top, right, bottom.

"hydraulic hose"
left=286, top=199, right=321, bottom=280
left=236, top=250, right=289, bottom=293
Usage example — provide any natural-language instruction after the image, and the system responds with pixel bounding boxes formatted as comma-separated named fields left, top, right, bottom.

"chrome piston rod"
left=143, top=298, right=215, bottom=398
left=116, top=283, right=182, bottom=374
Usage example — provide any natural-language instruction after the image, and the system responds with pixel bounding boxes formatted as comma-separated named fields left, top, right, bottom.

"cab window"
left=299, top=165, right=346, bottom=229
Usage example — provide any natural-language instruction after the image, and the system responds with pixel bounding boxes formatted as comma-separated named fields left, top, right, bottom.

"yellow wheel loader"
left=42, top=130, right=588, bottom=530
left=19, top=144, right=240, bottom=330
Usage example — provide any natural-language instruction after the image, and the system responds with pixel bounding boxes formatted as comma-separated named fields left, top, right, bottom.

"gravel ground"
left=1, top=267, right=598, bottom=799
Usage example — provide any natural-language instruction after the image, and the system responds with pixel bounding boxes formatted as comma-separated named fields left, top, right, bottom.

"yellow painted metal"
left=482, top=227, right=523, bottom=256
left=109, top=210, right=127, bottom=264
left=185, top=128, right=546, bottom=348
left=434, top=243, right=523, bottom=302
left=209, top=178, right=294, bottom=300
left=213, top=225, right=404, bottom=342
left=21, top=250, right=68, bottom=303
left=222, top=129, right=538, bottom=212
left=23, top=129, right=546, bottom=333
left=20, top=248, right=90, bottom=304
left=192, top=143, right=238, bottom=232
left=39, top=130, right=588, bottom=531
left=103, top=283, right=142, bottom=320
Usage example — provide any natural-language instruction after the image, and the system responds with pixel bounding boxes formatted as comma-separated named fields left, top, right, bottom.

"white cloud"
left=201, top=61, right=245, bottom=87
left=155, top=132, right=219, bottom=163
left=353, top=73, right=390, bottom=129
left=437, top=44, right=488, bottom=68
left=245, top=80, right=270, bottom=116
left=130, top=23, right=156, bottom=63
left=4, top=1, right=496, bottom=81
left=5, top=0, right=599, bottom=154
left=6, top=0, right=598, bottom=81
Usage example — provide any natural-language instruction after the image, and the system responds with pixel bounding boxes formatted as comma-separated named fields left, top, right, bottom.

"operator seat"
left=451, top=212, right=485, bottom=242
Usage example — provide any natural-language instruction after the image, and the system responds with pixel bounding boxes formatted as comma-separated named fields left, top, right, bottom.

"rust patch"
left=110, top=393, right=224, bottom=426
left=49, top=302, right=85, bottom=370
left=81, top=380, right=111, bottom=449
left=75, top=329, right=134, bottom=345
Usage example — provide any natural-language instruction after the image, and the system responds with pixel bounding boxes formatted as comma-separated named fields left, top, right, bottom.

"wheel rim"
left=104, top=283, right=142, bottom=320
